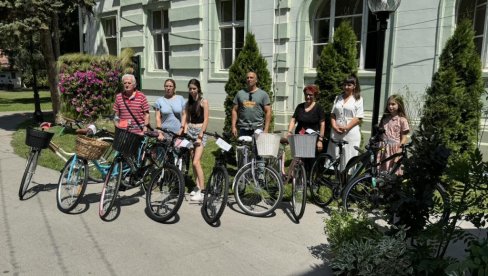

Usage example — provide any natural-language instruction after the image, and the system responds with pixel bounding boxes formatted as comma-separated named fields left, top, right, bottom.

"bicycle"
left=19, top=119, right=114, bottom=200
left=99, top=126, right=169, bottom=220
left=56, top=135, right=112, bottom=213
left=342, top=133, right=450, bottom=226
left=145, top=128, right=186, bottom=223
left=233, top=131, right=283, bottom=217
left=201, top=132, right=232, bottom=224
left=275, top=131, right=321, bottom=222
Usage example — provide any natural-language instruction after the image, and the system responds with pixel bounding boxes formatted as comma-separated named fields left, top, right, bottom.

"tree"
left=399, top=19, right=485, bottom=244
left=315, top=21, right=358, bottom=137
left=223, top=32, right=272, bottom=134
left=0, top=0, right=95, bottom=119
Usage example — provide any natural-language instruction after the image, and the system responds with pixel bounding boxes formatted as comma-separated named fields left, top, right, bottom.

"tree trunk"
left=39, top=28, right=61, bottom=121
left=53, top=13, right=60, bottom=60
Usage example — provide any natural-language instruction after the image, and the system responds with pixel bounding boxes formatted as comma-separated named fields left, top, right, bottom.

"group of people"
left=112, top=71, right=410, bottom=202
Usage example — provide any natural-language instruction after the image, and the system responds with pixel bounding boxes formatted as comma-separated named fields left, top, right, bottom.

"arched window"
left=312, top=0, right=377, bottom=69
left=457, top=0, right=487, bottom=65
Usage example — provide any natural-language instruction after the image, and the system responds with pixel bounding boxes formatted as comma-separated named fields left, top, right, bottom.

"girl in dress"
left=378, top=95, right=410, bottom=175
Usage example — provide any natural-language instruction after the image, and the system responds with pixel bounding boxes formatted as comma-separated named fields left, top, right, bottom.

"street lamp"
left=369, top=0, right=401, bottom=135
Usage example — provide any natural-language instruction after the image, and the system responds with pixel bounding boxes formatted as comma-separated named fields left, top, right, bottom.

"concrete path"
left=0, top=111, right=332, bottom=275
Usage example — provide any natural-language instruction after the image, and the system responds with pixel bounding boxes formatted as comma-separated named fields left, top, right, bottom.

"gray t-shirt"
left=233, top=88, right=271, bottom=129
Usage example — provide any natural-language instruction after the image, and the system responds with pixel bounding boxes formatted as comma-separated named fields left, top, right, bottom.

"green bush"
left=330, top=227, right=413, bottom=275
left=447, top=238, right=488, bottom=276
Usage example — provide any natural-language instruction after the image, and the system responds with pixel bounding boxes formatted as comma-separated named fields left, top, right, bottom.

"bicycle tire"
left=342, top=175, right=387, bottom=216
left=233, top=161, right=283, bottom=217
left=19, top=149, right=40, bottom=200
left=309, top=153, right=336, bottom=207
left=202, top=165, right=229, bottom=224
left=88, top=137, right=115, bottom=182
left=146, top=164, right=184, bottom=222
left=99, top=159, right=123, bottom=219
left=291, top=162, right=307, bottom=222
left=56, top=156, right=88, bottom=213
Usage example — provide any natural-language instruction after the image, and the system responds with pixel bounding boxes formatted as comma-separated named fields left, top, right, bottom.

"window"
left=312, top=0, right=377, bottom=69
left=151, top=9, right=170, bottom=70
left=458, top=0, right=487, bottom=64
left=218, top=0, right=245, bottom=69
left=102, top=17, right=117, bottom=56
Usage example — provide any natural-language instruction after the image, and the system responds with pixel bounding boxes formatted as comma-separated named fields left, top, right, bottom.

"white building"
left=80, top=0, right=488, bottom=132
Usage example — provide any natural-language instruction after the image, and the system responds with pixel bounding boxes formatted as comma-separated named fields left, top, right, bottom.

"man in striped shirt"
left=113, top=74, right=150, bottom=135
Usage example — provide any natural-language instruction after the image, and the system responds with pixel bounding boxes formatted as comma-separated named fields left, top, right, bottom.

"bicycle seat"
left=331, top=138, right=348, bottom=146
left=238, top=136, right=253, bottom=142
left=280, top=137, right=289, bottom=145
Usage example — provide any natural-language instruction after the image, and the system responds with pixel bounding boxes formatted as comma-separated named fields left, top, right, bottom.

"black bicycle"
left=342, top=134, right=450, bottom=226
left=201, top=132, right=231, bottom=224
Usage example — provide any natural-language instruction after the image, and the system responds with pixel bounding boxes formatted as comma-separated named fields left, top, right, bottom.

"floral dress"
left=378, top=115, right=410, bottom=175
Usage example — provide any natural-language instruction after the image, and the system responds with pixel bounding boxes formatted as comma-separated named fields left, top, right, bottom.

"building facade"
left=80, top=0, right=488, bottom=131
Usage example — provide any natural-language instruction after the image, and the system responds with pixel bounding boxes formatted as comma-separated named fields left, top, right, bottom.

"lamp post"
left=368, top=0, right=401, bottom=135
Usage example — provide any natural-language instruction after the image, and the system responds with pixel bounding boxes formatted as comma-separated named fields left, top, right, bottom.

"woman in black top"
left=286, top=84, right=325, bottom=151
left=180, top=79, right=209, bottom=202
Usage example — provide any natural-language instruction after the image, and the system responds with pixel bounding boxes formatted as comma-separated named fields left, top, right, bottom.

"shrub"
left=57, top=49, right=134, bottom=119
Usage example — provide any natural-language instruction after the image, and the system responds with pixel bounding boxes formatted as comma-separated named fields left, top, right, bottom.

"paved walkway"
left=0, top=111, right=332, bottom=275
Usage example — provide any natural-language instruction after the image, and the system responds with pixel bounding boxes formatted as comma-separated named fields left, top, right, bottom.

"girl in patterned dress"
left=378, top=95, right=410, bottom=175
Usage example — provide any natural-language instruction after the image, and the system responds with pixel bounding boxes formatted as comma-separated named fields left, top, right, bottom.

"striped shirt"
left=113, top=91, right=149, bottom=134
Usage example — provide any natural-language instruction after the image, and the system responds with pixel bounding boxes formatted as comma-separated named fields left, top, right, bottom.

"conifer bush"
left=314, top=21, right=358, bottom=137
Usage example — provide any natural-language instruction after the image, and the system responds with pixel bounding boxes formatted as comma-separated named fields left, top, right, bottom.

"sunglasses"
left=305, top=94, right=314, bottom=98
left=249, top=93, right=253, bottom=101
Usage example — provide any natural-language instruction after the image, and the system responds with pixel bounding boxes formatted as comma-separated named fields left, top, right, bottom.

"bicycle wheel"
left=88, top=137, right=114, bottom=182
left=291, top=162, right=307, bottom=222
left=19, top=149, right=40, bottom=200
left=426, top=183, right=450, bottom=225
left=146, top=164, right=184, bottom=222
left=342, top=175, right=384, bottom=214
left=202, top=165, right=229, bottom=224
left=234, top=161, right=283, bottom=217
left=99, top=159, right=123, bottom=219
left=56, top=156, right=88, bottom=213
left=309, top=153, right=336, bottom=207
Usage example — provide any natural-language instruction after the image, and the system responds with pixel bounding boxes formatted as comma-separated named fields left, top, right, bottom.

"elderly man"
left=113, top=74, right=150, bottom=134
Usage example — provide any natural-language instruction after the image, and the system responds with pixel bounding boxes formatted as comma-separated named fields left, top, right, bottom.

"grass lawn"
left=0, top=90, right=52, bottom=112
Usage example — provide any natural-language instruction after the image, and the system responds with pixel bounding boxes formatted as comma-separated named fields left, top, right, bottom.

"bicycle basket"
left=289, top=135, right=316, bottom=158
left=113, top=127, right=143, bottom=157
left=25, top=127, right=54, bottom=149
left=255, top=133, right=281, bottom=158
left=75, top=135, right=111, bottom=160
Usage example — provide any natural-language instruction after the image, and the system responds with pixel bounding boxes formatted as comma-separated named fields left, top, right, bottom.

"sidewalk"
left=0, top=111, right=332, bottom=275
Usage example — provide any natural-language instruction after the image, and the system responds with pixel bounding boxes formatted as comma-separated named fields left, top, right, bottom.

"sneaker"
left=190, top=190, right=204, bottom=201
left=190, top=187, right=199, bottom=196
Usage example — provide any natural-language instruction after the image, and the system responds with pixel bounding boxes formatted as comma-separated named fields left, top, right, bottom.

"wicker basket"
left=255, top=133, right=281, bottom=158
left=289, top=134, right=316, bottom=158
left=113, top=127, right=143, bottom=157
left=25, top=127, right=54, bottom=149
left=76, top=136, right=111, bottom=160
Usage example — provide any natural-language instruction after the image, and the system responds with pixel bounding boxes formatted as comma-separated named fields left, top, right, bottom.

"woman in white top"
left=327, top=75, right=364, bottom=171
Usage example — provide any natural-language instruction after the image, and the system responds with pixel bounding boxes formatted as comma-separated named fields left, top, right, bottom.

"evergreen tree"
left=401, top=20, right=485, bottom=234
left=223, top=32, right=272, bottom=134
left=315, top=20, right=358, bottom=137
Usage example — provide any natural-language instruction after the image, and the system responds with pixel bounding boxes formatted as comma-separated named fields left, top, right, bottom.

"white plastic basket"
left=255, top=133, right=281, bottom=158
left=289, top=135, right=317, bottom=158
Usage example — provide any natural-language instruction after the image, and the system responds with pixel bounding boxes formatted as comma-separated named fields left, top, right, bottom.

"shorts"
left=187, top=125, right=207, bottom=147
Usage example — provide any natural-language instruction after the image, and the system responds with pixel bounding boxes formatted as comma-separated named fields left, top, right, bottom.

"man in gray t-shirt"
left=231, top=71, right=272, bottom=137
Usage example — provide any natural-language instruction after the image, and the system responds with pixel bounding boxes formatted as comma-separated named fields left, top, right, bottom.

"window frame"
left=150, top=9, right=171, bottom=71
left=102, top=16, right=118, bottom=56
left=457, top=0, right=488, bottom=68
left=311, top=0, right=373, bottom=70
left=218, top=0, right=245, bottom=70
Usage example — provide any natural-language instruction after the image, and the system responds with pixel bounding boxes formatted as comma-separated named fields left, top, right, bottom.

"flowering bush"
left=57, top=50, right=134, bottom=119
